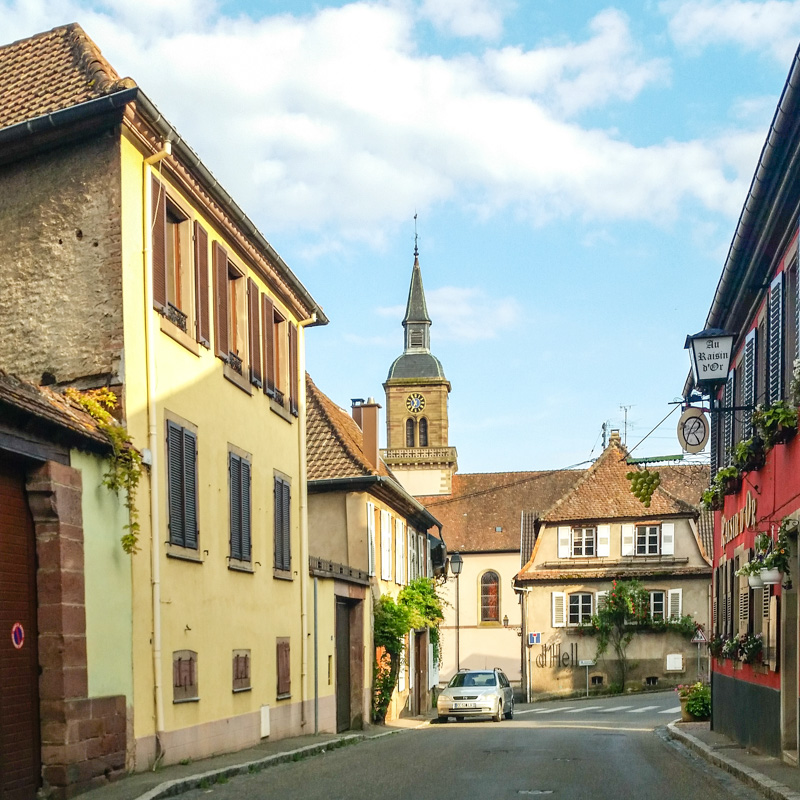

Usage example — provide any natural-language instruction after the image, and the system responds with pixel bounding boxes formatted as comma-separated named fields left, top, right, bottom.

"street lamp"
left=449, top=552, right=463, bottom=671
left=684, top=328, right=735, bottom=390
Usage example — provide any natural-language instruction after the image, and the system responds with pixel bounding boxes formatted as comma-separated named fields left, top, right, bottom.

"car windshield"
left=448, top=672, right=497, bottom=688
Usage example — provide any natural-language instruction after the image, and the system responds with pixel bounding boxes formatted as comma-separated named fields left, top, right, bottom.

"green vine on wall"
left=66, top=387, right=143, bottom=554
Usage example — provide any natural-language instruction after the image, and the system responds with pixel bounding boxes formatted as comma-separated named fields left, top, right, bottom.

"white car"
left=437, top=668, right=514, bottom=722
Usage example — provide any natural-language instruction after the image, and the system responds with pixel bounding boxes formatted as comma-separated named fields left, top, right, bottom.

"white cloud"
left=485, top=9, right=669, bottom=116
left=664, top=0, right=800, bottom=63
left=0, top=2, right=764, bottom=242
left=418, top=0, right=510, bottom=40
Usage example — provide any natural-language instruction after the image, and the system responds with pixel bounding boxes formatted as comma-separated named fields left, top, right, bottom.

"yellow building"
left=306, top=376, right=444, bottom=728
left=0, top=22, right=327, bottom=791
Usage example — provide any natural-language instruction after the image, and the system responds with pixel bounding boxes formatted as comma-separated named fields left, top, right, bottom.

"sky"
left=5, top=0, right=800, bottom=473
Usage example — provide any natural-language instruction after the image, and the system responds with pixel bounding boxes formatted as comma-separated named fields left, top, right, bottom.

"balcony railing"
left=165, top=303, right=188, bottom=333
left=228, top=352, right=243, bottom=375
left=382, top=446, right=458, bottom=463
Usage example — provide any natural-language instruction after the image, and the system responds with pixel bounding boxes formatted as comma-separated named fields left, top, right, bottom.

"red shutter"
left=262, top=294, right=275, bottom=397
left=151, top=175, right=167, bottom=310
left=194, top=222, right=210, bottom=347
left=289, top=322, right=298, bottom=416
left=213, top=242, right=229, bottom=361
left=248, top=279, right=262, bottom=387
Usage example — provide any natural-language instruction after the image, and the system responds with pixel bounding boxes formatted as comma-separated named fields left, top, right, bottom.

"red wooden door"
left=0, top=459, right=40, bottom=799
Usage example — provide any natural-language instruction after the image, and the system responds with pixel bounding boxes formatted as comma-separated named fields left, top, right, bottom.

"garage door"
left=0, top=459, right=40, bottom=799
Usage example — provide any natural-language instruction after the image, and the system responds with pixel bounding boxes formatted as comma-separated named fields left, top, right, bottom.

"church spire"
left=403, top=220, right=431, bottom=350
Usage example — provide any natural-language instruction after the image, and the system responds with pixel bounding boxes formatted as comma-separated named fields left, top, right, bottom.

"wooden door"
left=335, top=600, right=351, bottom=732
left=0, top=459, right=40, bottom=799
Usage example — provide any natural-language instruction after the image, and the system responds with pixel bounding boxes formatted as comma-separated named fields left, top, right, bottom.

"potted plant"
left=721, top=637, right=738, bottom=660
left=708, top=635, right=724, bottom=659
left=739, top=633, right=763, bottom=664
left=761, top=527, right=791, bottom=585
left=732, top=437, right=766, bottom=472
left=675, top=682, right=711, bottom=721
left=736, top=558, right=765, bottom=588
left=752, top=401, right=798, bottom=447
left=701, top=488, right=723, bottom=511
left=716, top=465, right=742, bottom=496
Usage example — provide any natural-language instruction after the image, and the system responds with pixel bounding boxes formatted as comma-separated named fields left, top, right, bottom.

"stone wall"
left=0, top=132, right=123, bottom=386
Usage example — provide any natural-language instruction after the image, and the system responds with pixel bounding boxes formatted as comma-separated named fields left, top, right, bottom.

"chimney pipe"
left=352, top=397, right=382, bottom=470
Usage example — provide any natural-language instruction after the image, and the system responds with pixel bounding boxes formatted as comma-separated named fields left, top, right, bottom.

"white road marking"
left=532, top=707, right=571, bottom=714
left=659, top=706, right=682, bottom=714
left=627, top=705, right=659, bottom=713
left=599, top=706, right=632, bottom=712
left=565, top=706, right=603, bottom=713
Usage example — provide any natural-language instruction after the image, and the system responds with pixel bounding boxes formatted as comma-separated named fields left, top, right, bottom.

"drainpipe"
left=297, top=313, right=316, bottom=728
left=143, top=142, right=171, bottom=765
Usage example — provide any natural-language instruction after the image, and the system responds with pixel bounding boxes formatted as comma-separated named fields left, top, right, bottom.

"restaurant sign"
left=721, top=491, right=757, bottom=547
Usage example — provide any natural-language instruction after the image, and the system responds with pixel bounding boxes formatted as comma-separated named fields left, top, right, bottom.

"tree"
left=591, top=579, right=650, bottom=692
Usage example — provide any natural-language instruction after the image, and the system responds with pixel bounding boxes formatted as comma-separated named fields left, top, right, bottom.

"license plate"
left=452, top=702, right=477, bottom=709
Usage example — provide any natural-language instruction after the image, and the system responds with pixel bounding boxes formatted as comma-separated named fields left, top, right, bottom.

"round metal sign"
left=11, top=622, right=24, bottom=650
left=677, top=407, right=710, bottom=454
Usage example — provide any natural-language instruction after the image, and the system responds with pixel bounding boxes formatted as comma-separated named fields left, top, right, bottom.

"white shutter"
left=552, top=591, right=566, bottom=628
left=409, top=631, right=415, bottom=689
left=557, top=526, right=571, bottom=559
left=395, top=519, right=405, bottom=585
left=668, top=588, right=683, bottom=618
left=398, top=644, right=406, bottom=691
left=621, top=524, right=635, bottom=556
left=418, top=536, right=425, bottom=579
left=596, top=590, right=609, bottom=611
left=408, top=531, right=415, bottom=581
left=426, top=538, right=432, bottom=578
left=597, top=525, right=610, bottom=557
left=367, top=502, right=376, bottom=577
left=661, top=522, right=675, bottom=556
left=380, top=510, right=392, bottom=580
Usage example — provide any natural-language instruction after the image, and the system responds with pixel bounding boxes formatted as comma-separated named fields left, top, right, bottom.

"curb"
left=133, top=720, right=432, bottom=800
left=666, top=723, right=800, bottom=800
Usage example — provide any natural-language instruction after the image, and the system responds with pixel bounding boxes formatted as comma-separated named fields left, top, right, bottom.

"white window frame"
left=568, top=592, right=593, bottom=626
left=650, top=590, right=665, bottom=620
left=571, top=526, right=596, bottom=557
left=636, top=524, right=660, bottom=555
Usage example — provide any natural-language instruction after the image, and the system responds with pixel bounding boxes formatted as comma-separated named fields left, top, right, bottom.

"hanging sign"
left=11, top=622, right=24, bottom=650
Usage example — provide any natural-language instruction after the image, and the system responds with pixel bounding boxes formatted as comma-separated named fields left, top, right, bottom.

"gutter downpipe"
left=297, top=313, right=317, bottom=730
left=143, top=142, right=172, bottom=766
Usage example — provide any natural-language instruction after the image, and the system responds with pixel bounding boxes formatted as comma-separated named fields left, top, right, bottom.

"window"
left=173, top=650, right=198, bottom=702
left=480, top=571, right=500, bottom=622
left=406, top=418, right=415, bottom=447
left=151, top=176, right=210, bottom=346
left=274, top=476, right=291, bottom=572
left=419, top=417, right=428, bottom=447
left=380, top=510, right=392, bottom=580
left=568, top=593, right=592, bottom=625
left=213, top=242, right=248, bottom=375
left=276, top=638, right=291, bottom=698
left=650, top=590, right=665, bottom=620
left=572, top=527, right=595, bottom=557
left=232, top=650, right=251, bottom=692
left=636, top=525, right=659, bottom=555
left=247, top=279, right=262, bottom=388
left=395, top=518, right=405, bottom=585
left=367, top=502, right=376, bottom=577
left=272, top=308, right=287, bottom=403
left=166, top=420, right=198, bottom=549
left=229, top=452, right=251, bottom=563
left=768, top=272, right=784, bottom=404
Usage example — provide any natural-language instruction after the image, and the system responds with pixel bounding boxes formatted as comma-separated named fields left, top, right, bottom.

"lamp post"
left=449, top=552, right=463, bottom=672
left=684, top=328, right=735, bottom=393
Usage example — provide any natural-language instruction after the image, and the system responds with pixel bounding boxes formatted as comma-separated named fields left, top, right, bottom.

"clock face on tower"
left=406, top=392, right=426, bottom=413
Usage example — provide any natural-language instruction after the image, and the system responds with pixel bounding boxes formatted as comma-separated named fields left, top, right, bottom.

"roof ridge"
left=64, top=22, right=135, bottom=95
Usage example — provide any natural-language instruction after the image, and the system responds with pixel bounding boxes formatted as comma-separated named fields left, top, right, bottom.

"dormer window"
left=571, top=527, right=595, bottom=557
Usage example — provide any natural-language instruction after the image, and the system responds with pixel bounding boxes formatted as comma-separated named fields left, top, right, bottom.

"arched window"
left=480, top=571, right=500, bottom=622
left=405, top=418, right=415, bottom=447
left=419, top=417, right=428, bottom=447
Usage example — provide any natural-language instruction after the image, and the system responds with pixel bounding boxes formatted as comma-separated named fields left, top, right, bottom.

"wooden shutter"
left=276, top=638, right=291, bottom=697
left=367, top=502, right=376, bottom=576
left=668, top=588, right=682, bottom=618
left=262, top=294, right=276, bottom=397
left=183, top=429, right=198, bottom=549
left=213, top=242, right=229, bottom=360
left=597, top=525, right=610, bottom=557
left=621, top=524, right=635, bottom=556
left=230, top=454, right=242, bottom=561
left=167, top=421, right=184, bottom=546
left=281, top=480, right=290, bottom=570
left=552, top=592, right=566, bottom=628
left=596, top=590, right=609, bottom=611
left=247, top=279, right=262, bottom=387
left=742, top=330, right=757, bottom=438
left=289, top=322, right=298, bottom=416
left=151, top=175, right=167, bottom=310
left=557, top=526, right=570, bottom=558
left=194, top=222, right=210, bottom=346
left=723, top=370, right=735, bottom=465
left=661, top=522, right=675, bottom=556
left=769, top=273, right=784, bottom=404
left=241, top=459, right=251, bottom=562
left=380, top=510, right=392, bottom=580
left=395, top=518, right=404, bottom=585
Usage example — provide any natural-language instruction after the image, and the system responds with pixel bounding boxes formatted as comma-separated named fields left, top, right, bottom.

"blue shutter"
left=768, top=273, right=784, bottom=404
left=167, top=421, right=184, bottom=545
left=183, top=429, right=198, bottom=549
left=230, top=454, right=242, bottom=560
left=282, top=480, right=291, bottom=570
left=273, top=478, right=282, bottom=568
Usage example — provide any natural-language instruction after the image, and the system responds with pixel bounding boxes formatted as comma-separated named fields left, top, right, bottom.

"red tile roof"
left=306, top=373, right=391, bottom=481
left=0, top=23, right=135, bottom=131
left=417, top=469, right=585, bottom=552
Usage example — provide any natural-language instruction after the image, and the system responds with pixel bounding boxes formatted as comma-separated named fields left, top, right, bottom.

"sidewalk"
left=667, top=721, right=800, bottom=800
left=82, top=714, right=435, bottom=800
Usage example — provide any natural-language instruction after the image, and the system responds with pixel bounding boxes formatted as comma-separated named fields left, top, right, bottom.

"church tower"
left=381, top=247, right=457, bottom=496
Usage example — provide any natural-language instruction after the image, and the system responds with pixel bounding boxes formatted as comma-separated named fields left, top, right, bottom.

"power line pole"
left=620, top=405, right=633, bottom=446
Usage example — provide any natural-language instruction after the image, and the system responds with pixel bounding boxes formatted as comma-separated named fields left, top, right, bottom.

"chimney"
left=609, top=429, right=621, bottom=445
left=352, top=397, right=382, bottom=470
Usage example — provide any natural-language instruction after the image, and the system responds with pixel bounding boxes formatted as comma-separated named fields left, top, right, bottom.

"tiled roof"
left=417, top=469, right=585, bottom=552
left=0, top=370, right=108, bottom=447
left=517, top=564, right=712, bottom=582
left=543, top=436, right=700, bottom=522
left=306, top=374, right=391, bottom=481
left=0, top=23, right=135, bottom=131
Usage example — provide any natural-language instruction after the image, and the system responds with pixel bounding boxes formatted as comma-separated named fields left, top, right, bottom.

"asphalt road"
left=180, top=692, right=762, bottom=800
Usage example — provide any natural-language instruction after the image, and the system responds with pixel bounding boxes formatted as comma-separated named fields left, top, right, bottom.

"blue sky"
left=6, top=0, right=800, bottom=472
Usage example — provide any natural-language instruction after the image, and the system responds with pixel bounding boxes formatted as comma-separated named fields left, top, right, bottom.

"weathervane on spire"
left=414, top=212, right=419, bottom=258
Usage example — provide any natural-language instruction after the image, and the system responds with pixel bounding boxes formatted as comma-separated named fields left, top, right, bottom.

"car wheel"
left=437, top=715, right=448, bottom=724
left=493, top=701, right=503, bottom=723
left=505, top=700, right=514, bottom=720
